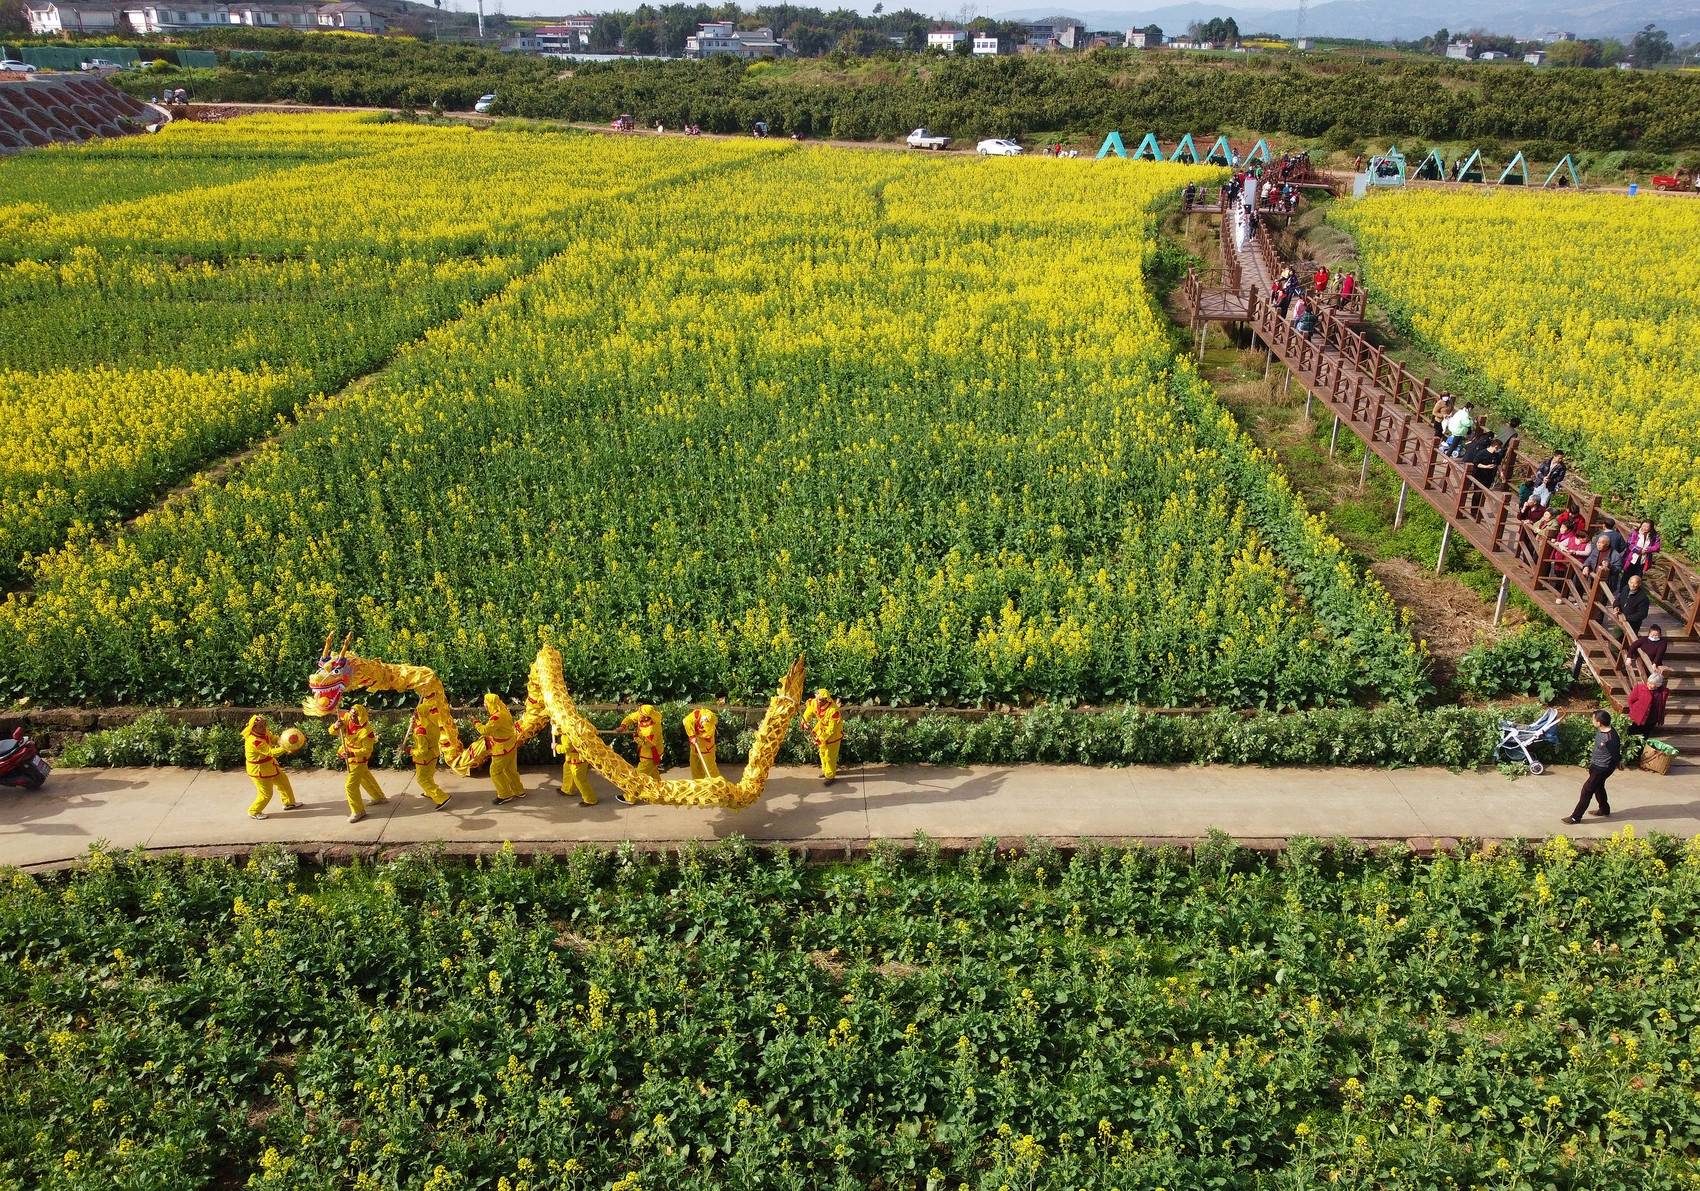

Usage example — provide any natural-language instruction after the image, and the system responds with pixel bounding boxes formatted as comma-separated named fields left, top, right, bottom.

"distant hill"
left=992, top=0, right=1700, bottom=43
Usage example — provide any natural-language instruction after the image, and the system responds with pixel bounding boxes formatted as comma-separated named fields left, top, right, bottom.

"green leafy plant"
left=1456, top=625, right=1576, bottom=702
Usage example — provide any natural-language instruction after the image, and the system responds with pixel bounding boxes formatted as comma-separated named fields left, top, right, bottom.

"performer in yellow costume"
left=243, top=714, right=298, bottom=819
left=552, top=723, right=597, bottom=806
left=479, top=693, right=525, bottom=805
left=802, top=689, right=844, bottom=785
left=616, top=704, right=665, bottom=805
left=329, top=703, right=388, bottom=823
left=683, top=707, right=721, bottom=779
left=402, top=705, right=452, bottom=809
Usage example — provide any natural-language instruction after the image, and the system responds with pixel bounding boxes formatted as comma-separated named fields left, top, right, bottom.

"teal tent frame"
left=1543, top=154, right=1580, bottom=188
left=1368, top=147, right=1406, bottom=186
left=1497, top=151, right=1529, bottom=185
left=1169, top=132, right=1199, bottom=163
left=1245, top=138, right=1271, bottom=165
left=1413, top=149, right=1446, bottom=181
left=1132, top=132, right=1164, bottom=162
left=1204, top=134, right=1233, bottom=165
left=1095, top=131, right=1128, bottom=160
left=1453, top=149, right=1484, bottom=183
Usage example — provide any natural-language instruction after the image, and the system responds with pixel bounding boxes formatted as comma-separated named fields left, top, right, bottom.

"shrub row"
left=56, top=702, right=1631, bottom=772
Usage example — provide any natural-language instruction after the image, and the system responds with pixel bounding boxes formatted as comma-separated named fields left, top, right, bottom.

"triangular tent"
left=1542, top=154, right=1580, bottom=189
left=1169, top=132, right=1199, bottom=163
left=1413, top=149, right=1445, bottom=181
left=1245, top=139, right=1271, bottom=165
left=1095, top=130, right=1128, bottom=160
left=1453, top=150, right=1484, bottom=183
left=1498, top=150, right=1529, bottom=185
left=1368, top=147, right=1406, bottom=185
left=1132, top=132, right=1164, bottom=162
left=1204, top=135, right=1233, bottom=165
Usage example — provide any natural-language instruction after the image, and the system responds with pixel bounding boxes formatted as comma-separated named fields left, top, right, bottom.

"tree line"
left=156, top=37, right=1700, bottom=153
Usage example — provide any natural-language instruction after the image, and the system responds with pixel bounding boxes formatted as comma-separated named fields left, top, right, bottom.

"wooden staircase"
left=1181, top=204, right=1700, bottom=756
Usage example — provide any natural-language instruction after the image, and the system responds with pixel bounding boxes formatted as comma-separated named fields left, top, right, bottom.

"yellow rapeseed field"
left=1334, top=189, right=1700, bottom=549
left=0, top=117, right=1423, bottom=707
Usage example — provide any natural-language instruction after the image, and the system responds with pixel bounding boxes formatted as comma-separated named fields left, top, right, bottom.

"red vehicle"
left=1652, top=169, right=1693, bottom=191
left=0, top=726, right=49, bottom=790
left=611, top=114, right=635, bottom=132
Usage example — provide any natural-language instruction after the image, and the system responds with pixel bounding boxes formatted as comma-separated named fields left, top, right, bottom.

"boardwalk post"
left=1394, top=480, right=1409, bottom=529
left=1329, top=415, right=1341, bottom=458
left=1435, top=522, right=1451, bottom=574
left=1358, top=446, right=1372, bottom=489
left=1493, top=573, right=1510, bottom=626
left=1263, top=345, right=1273, bottom=380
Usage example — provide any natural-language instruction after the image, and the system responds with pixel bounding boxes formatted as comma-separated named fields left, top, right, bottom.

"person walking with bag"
left=1564, top=710, right=1620, bottom=824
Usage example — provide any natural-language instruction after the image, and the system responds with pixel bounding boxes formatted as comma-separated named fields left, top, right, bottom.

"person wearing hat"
left=802, top=689, right=844, bottom=785
left=243, top=714, right=298, bottom=820
left=329, top=703, right=388, bottom=823
left=478, top=693, right=525, bottom=805
left=399, top=701, right=453, bottom=810
left=683, top=706, right=720, bottom=779
left=616, top=704, right=665, bottom=804
left=552, top=722, right=596, bottom=806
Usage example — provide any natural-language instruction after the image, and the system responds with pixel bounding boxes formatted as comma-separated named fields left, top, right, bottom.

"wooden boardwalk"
left=1182, top=209, right=1700, bottom=755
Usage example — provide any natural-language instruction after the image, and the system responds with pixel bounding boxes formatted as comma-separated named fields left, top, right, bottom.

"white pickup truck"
left=80, top=58, right=123, bottom=72
left=905, top=127, right=951, bottom=151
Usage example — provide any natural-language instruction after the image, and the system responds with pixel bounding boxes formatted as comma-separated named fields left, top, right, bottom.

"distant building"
left=1125, top=28, right=1160, bottom=48
left=1295, top=36, right=1311, bottom=50
left=1444, top=40, right=1473, bottom=60
left=1087, top=31, right=1123, bottom=48
left=926, top=28, right=965, bottom=50
left=231, top=2, right=317, bottom=28
left=1523, top=49, right=1544, bottom=65
left=316, top=1, right=382, bottom=31
left=685, top=21, right=788, bottom=59
left=971, top=34, right=1007, bottom=55
left=1543, top=30, right=1575, bottom=42
left=532, top=22, right=591, bottom=52
left=1478, top=50, right=1503, bottom=60
left=24, top=2, right=121, bottom=32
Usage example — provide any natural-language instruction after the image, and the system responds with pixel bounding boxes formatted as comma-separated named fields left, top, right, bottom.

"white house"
left=230, top=2, right=317, bottom=28
left=124, top=3, right=227, bottom=32
left=971, top=34, right=1006, bottom=55
left=1523, top=50, right=1544, bottom=65
left=1478, top=50, right=1503, bottom=60
left=926, top=28, right=965, bottom=50
left=316, top=1, right=382, bottom=31
left=1444, top=40, right=1473, bottom=60
left=25, top=3, right=121, bottom=32
left=685, top=21, right=787, bottom=58
left=1124, top=28, right=1161, bottom=48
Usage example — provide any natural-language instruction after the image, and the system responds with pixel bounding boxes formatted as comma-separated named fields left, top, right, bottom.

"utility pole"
left=1294, top=0, right=1307, bottom=48
left=477, top=0, right=484, bottom=41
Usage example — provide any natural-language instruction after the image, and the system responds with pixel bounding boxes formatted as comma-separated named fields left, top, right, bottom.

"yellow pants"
left=414, top=762, right=449, bottom=806
left=490, top=752, right=524, bottom=801
left=344, top=764, right=385, bottom=816
left=247, top=772, right=296, bottom=816
left=562, top=761, right=597, bottom=805
left=688, top=744, right=721, bottom=779
left=636, top=757, right=660, bottom=779
left=818, top=740, right=841, bottom=779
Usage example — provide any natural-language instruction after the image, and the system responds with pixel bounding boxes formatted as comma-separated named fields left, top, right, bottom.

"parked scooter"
left=0, top=726, right=49, bottom=790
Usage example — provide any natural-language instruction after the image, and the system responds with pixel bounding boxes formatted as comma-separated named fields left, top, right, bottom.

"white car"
left=976, top=138, right=1022, bottom=156
left=473, top=93, right=496, bottom=114
left=0, top=60, right=37, bottom=74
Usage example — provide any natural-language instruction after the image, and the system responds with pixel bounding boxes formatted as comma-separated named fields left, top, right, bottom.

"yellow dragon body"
left=304, top=633, right=805, bottom=809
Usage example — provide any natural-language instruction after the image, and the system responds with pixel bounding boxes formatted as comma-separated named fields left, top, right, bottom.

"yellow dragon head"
left=304, top=631, right=357, bottom=717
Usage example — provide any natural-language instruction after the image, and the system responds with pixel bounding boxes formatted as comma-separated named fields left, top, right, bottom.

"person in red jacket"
left=1627, top=672, right=1668, bottom=731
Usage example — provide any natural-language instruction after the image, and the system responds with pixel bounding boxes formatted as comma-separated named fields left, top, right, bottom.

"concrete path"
left=2, top=761, right=1697, bottom=870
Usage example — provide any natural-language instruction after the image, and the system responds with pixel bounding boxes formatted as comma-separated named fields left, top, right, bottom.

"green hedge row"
left=56, top=703, right=1631, bottom=772
left=160, top=36, right=1700, bottom=151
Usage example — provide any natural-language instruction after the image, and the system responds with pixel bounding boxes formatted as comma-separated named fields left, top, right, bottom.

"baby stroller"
left=1495, top=708, right=1560, bottom=774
